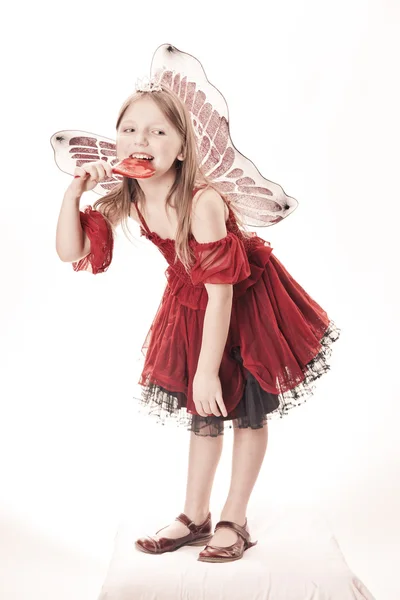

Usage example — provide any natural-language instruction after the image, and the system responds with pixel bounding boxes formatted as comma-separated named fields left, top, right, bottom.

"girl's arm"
left=196, top=291, right=233, bottom=375
left=56, top=160, right=114, bottom=263
left=56, top=187, right=89, bottom=262
left=191, top=187, right=234, bottom=375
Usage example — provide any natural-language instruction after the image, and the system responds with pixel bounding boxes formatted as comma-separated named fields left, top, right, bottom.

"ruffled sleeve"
left=72, top=206, right=114, bottom=274
left=190, top=232, right=251, bottom=286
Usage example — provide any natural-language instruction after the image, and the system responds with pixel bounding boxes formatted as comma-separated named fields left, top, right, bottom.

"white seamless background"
left=0, top=1, right=398, bottom=599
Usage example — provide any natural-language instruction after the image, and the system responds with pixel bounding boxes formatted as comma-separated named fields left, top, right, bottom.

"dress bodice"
left=131, top=188, right=273, bottom=310
left=72, top=188, right=272, bottom=294
left=132, top=189, right=261, bottom=270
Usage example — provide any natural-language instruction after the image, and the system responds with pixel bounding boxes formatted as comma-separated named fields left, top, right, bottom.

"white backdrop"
left=1, top=1, right=399, bottom=599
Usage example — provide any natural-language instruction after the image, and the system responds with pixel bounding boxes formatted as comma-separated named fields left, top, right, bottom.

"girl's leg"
left=210, top=423, right=269, bottom=546
left=151, top=431, right=223, bottom=539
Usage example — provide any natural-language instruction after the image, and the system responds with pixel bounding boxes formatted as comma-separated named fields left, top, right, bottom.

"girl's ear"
left=177, top=145, right=185, bottom=161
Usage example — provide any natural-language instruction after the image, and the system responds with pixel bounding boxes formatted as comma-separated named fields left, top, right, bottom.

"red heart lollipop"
left=74, top=157, right=156, bottom=180
left=112, top=157, right=156, bottom=179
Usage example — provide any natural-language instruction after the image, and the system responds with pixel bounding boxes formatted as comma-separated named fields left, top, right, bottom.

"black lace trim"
left=132, top=320, right=341, bottom=437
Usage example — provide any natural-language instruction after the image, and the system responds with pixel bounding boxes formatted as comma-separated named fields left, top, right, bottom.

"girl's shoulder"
left=128, top=185, right=229, bottom=227
left=192, top=185, right=230, bottom=223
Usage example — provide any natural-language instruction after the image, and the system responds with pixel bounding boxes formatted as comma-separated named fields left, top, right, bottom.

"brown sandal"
left=197, top=518, right=258, bottom=563
left=135, top=512, right=213, bottom=554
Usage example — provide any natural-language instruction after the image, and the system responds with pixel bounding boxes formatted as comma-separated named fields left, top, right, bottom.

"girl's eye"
left=123, top=129, right=165, bottom=135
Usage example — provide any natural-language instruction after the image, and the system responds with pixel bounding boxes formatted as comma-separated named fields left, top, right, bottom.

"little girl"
left=56, top=84, right=341, bottom=564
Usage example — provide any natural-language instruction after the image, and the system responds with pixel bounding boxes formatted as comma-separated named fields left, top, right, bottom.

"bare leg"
left=210, top=423, right=269, bottom=546
left=152, top=431, right=223, bottom=539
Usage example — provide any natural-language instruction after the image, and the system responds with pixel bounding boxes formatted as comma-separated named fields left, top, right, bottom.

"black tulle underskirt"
left=133, top=320, right=341, bottom=437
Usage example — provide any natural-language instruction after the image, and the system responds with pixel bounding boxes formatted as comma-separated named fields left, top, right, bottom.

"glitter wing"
left=151, top=44, right=298, bottom=227
left=50, top=130, right=122, bottom=196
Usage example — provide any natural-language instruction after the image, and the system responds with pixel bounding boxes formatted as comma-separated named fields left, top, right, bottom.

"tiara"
left=135, top=76, right=163, bottom=93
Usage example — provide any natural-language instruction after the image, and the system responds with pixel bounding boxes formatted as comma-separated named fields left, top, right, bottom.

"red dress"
left=73, top=187, right=341, bottom=437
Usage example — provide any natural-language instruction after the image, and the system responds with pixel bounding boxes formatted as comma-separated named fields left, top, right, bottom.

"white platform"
left=97, top=505, right=376, bottom=600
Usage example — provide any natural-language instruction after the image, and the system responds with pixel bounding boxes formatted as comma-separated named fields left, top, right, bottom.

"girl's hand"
left=192, top=372, right=228, bottom=418
left=67, top=160, right=114, bottom=196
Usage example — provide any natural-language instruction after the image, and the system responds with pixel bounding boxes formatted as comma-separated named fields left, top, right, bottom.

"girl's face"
left=116, top=96, right=184, bottom=178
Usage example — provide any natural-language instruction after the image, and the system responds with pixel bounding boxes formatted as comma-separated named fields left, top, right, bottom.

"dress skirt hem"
left=132, top=319, right=341, bottom=437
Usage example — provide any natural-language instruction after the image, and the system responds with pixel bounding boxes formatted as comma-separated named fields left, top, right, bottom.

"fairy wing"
left=151, top=44, right=298, bottom=227
left=50, top=130, right=121, bottom=196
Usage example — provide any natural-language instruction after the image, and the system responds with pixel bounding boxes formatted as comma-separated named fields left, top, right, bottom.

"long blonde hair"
left=92, top=86, right=253, bottom=274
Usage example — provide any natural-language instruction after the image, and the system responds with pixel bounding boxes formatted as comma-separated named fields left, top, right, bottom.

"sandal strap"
left=214, top=519, right=250, bottom=543
left=175, top=512, right=209, bottom=532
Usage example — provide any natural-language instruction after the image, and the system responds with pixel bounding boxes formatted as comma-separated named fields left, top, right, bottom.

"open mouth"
left=130, top=154, right=154, bottom=161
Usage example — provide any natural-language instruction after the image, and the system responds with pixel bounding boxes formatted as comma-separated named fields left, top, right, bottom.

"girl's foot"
left=208, top=513, right=246, bottom=547
left=135, top=511, right=213, bottom=554
left=150, top=511, right=210, bottom=540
